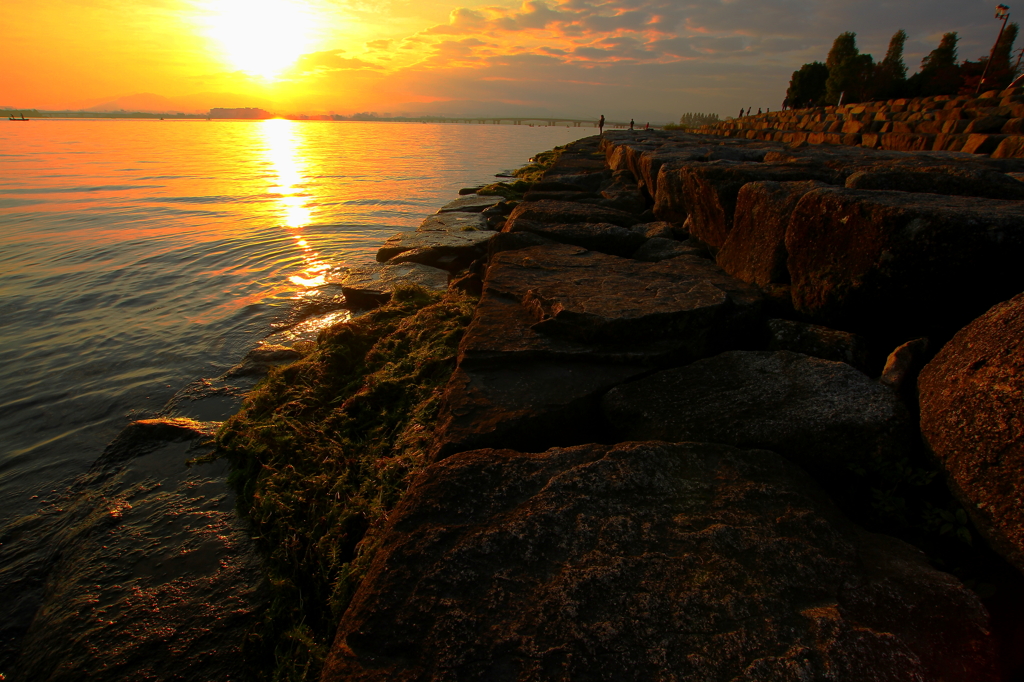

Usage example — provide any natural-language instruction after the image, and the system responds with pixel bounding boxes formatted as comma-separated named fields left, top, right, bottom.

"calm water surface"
left=0, top=119, right=592, bottom=521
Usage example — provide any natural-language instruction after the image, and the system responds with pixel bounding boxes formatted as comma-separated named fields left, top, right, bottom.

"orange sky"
left=0, top=0, right=1006, bottom=120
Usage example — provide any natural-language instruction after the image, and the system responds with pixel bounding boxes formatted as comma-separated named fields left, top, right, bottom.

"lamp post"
left=978, top=4, right=1012, bottom=94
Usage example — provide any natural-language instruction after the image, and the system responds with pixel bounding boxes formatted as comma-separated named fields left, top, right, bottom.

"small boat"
left=8, top=113, right=28, bottom=121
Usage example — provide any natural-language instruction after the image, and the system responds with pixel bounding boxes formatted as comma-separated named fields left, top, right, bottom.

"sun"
left=204, top=0, right=316, bottom=79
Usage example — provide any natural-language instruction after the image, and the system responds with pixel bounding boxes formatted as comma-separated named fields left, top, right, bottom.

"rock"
left=323, top=441, right=997, bottom=682
left=717, top=180, right=829, bottom=286
left=680, top=163, right=836, bottom=252
left=766, top=318, right=868, bottom=370
left=786, top=187, right=1024, bottom=340
left=631, top=237, right=703, bottom=262
left=504, top=219, right=647, bottom=257
left=436, top=194, right=505, bottom=213
left=418, top=212, right=489, bottom=232
left=962, top=134, right=1006, bottom=155
left=376, top=231, right=495, bottom=271
left=879, top=337, right=930, bottom=392
left=472, top=244, right=763, bottom=354
left=633, top=221, right=686, bottom=240
left=964, top=116, right=1009, bottom=134
left=919, top=293, right=1024, bottom=574
left=486, top=231, right=554, bottom=261
left=505, top=199, right=640, bottom=228
left=338, top=262, right=450, bottom=308
left=602, top=350, right=910, bottom=479
left=843, top=167, right=1024, bottom=200
left=448, top=272, right=482, bottom=297
left=992, top=136, right=1024, bottom=159
left=521, top=190, right=601, bottom=204
left=458, top=186, right=484, bottom=195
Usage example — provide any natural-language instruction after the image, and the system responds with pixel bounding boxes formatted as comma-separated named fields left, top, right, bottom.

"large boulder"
left=323, top=441, right=997, bottom=682
left=602, top=350, right=910, bottom=479
left=436, top=194, right=505, bottom=213
left=680, top=163, right=836, bottom=252
left=717, top=180, right=829, bottom=286
left=766, top=318, right=869, bottom=371
left=843, top=167, right=1024, bottom=201
left=786, top=187, right=1024, bottom=339
left=919, top=292, right=1024, bottom=574
left=418, top=212, right=489, bottom=232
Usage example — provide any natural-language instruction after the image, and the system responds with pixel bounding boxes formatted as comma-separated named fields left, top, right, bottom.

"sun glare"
left=205, top=0, right=316, bottom=78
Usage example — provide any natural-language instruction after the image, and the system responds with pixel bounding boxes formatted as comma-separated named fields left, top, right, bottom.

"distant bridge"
left=424, top=117, right=636, bottom=128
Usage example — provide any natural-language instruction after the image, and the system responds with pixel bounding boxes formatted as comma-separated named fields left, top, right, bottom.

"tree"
left=988, top=21, right=1019, bottom=90
left=907, top=32, right=962, bottom=96
left=874, top=29, right=909, bottom=99
left=824, top=32, right=875, bottom=104
left=786, top=62, right=830, bottom=107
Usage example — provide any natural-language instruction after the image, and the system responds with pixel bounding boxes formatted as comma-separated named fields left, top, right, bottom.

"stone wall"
left=695, top=86, right=1024, bottom=158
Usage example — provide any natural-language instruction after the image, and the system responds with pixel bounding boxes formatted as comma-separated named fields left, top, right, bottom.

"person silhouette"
left=758, top=108, right=762, bottom=115
left=629, top=118, right=635, bottom=130
left=739, top=108, right=744, bottom=118
left=598, top=114, right=605, bottom=135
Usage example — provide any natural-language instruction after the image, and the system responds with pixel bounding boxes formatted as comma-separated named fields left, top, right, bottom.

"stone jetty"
left=318, top=127, right=1024, bottom=680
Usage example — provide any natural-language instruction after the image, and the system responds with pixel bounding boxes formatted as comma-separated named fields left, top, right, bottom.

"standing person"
left=598, top=114, right=605, bottom=135
left=629, top=118, right=635, bottom=130
left=739, top=107, right=744, bottom=118
left=644, top=122, right=649, bottom=130
left=782, top=98, right=789, bottom=110
left=758, top=108, right=762, bottom=115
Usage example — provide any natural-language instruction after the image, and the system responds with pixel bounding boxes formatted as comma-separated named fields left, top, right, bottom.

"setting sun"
left=204, top=0, right=317, bottom=79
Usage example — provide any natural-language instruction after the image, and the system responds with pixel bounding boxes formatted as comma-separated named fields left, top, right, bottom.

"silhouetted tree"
left=873, top=29, right=909, bottom=99
left=907, top=32, right=962, bottom=96
left=786, top=61, right=830, bottom=107
left=986, top=22, right=1019, bottom=90
left=824, top=32, right=875, bottom=104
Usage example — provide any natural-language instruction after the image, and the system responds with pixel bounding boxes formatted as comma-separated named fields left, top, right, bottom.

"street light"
left=978, top=4, right=1012, bottom=93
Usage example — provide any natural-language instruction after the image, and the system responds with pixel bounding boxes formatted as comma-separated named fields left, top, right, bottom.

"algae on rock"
left=215, top=285, right=477, bottom=682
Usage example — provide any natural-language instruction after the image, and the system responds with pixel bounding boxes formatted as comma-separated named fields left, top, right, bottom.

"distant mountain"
left=390, top=99, right=677, bottom=124
left=70, top=92, right=276, bottom=114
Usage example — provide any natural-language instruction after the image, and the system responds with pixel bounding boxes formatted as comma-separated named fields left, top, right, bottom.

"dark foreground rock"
left=919, top=292, right=1024, bottom=574
left=322, top=441, right=997, bottom=682
left=766, top=318, right=869, bottom=371
left=505, top=199, right=639, bottom=228
left=504, top=219, right=647, bottom=257
left=602, top=351, right=909, bottom=479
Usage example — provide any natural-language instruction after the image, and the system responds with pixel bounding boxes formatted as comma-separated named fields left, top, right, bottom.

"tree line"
left=786, top=27, right=1021, bottom=108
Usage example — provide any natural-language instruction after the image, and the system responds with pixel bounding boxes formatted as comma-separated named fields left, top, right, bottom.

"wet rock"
left=338, top=262, right=450, bottom=308
left=681, top=163, right=837, bottom=252
left=844, top=167, right=1024, bottom=200
left=506, top=199, right=640, bottom=228
left=631, top=237, right=702, bottom=262
left=786, top=187, right=1024, bottom=339
left=879, top=337, right=930, bottom=392
left=504, top=218, right=647, bottom=257
left=323, top=441, right=997, bottom=682
left=376, top=231, right=495, bottom=271
left=717, top=180, right=829, bottom=286
left=417, top=212, right=488, bottom=233
left=919, top=292, right=1024, bottom=574
left=436, top=194, right=505, bottom=213
left=766, top=318, right=868, bottom=370
left=602, top=350, right=910, bottom=479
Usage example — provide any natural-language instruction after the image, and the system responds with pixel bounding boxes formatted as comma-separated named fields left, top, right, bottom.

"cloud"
left=292, top=50, right=382, bottom=73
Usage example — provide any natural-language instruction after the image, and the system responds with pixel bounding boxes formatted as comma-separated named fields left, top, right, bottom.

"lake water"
left=0, top=119, right=593, bottom=523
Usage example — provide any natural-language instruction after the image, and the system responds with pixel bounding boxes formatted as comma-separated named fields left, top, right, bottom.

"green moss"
left=476, top=180, right=533, bottom=199
left=513, top=145, right=567, bottom=183
left=215, top=285, right=477, bottom=682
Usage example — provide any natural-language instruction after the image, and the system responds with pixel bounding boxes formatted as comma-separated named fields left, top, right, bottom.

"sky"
left=0, top=0, right=1017, bottom=121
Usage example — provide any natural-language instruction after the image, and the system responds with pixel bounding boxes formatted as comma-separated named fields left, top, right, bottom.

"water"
left=0, top=119, right=593, bottom=522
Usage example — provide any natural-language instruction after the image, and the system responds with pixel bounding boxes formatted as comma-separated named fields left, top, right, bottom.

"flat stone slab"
left=323, top=441, right=997, bottom=682
left=336, top=262, right=449, bottom=309
left=417, top=212, right=488, bottom=232
left=376, top=230, right=495, bottom=271
left=504, top=218, right=647, bottom=257
left=460, top=243, right=763, bottom=365
left=602, top=350, right=910, bottom=479
left=436, top=194, right=504, bottom=213
left=506, top=199, right=639, bottom=227
left=920, top=292, right=1024, bottom=574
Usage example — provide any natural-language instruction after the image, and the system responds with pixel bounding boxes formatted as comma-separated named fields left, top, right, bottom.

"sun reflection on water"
left=260, top=119, right=330, bottom=290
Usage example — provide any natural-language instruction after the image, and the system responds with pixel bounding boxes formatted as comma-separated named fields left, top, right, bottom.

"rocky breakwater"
left=696, top=86, right=1024, bottom=159
left=320, top=132, right=1024, bottom=680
